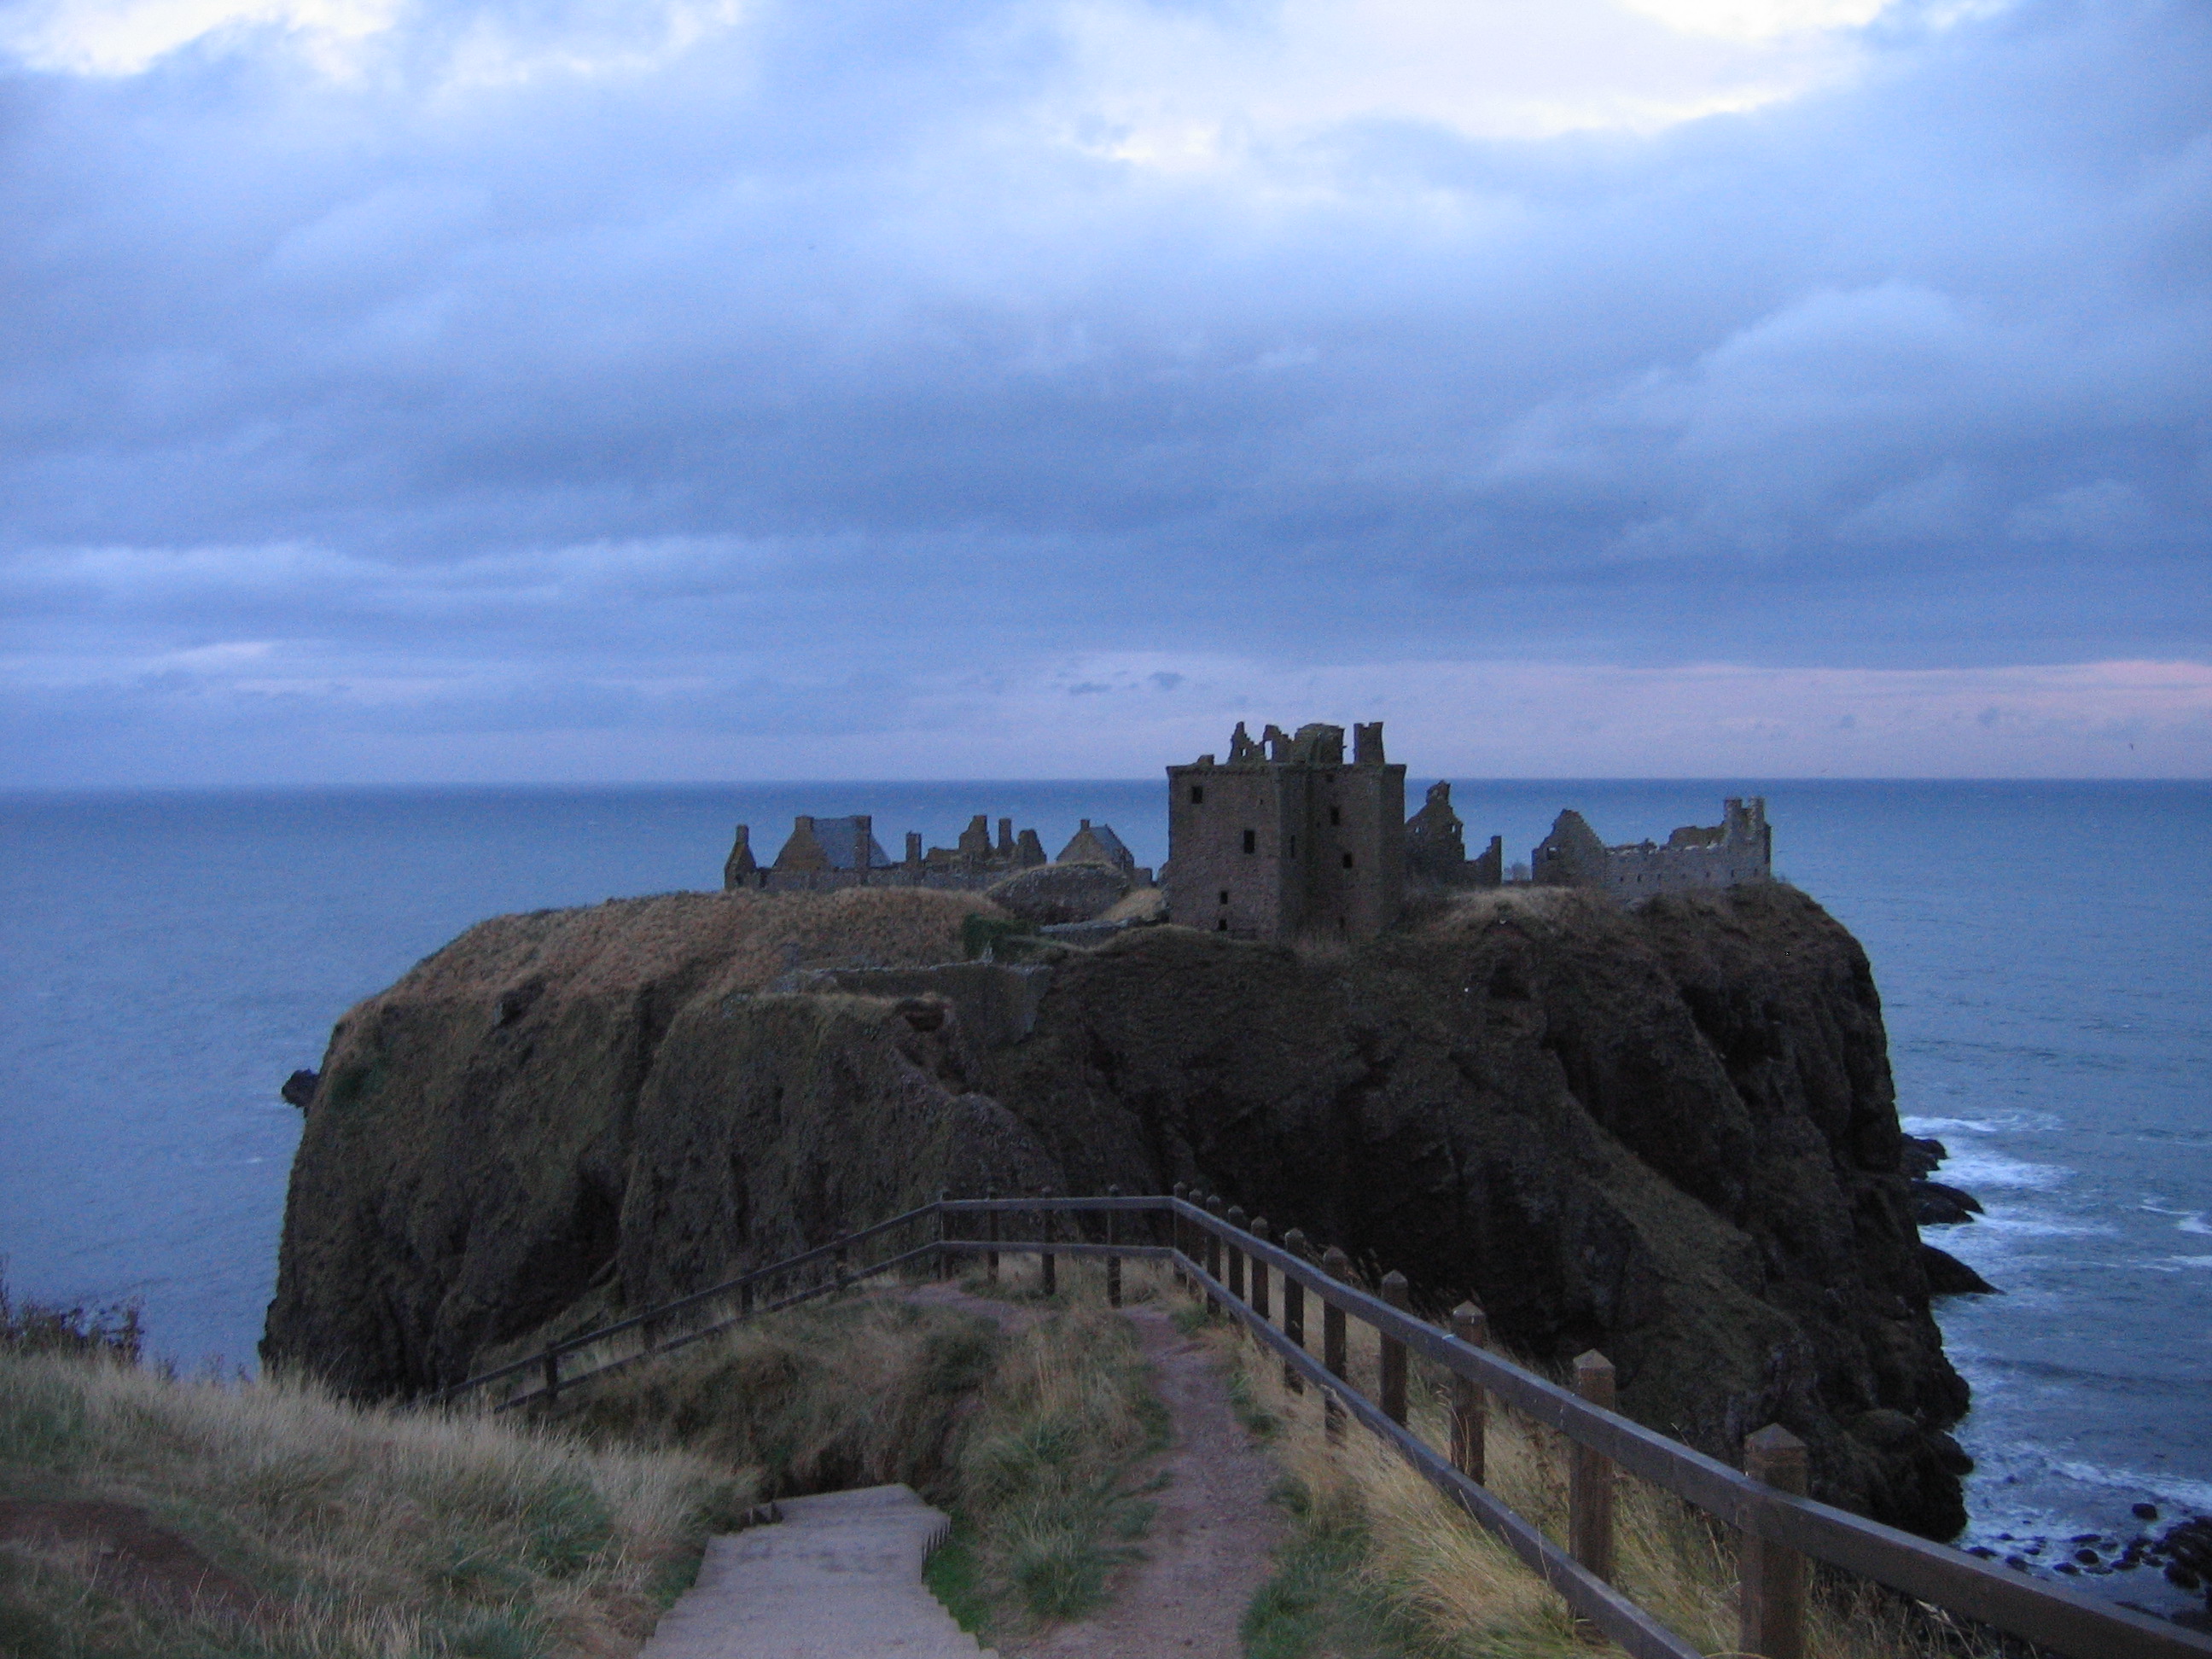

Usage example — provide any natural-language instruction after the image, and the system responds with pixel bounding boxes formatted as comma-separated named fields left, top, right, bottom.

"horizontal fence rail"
left=432, top=1190, right=2211, bottom=1659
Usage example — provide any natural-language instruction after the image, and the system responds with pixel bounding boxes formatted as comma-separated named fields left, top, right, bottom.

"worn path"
left=1006, top=1303, right=1287, bottom=1659
left=637, top=1283, right=1284, bottom=1658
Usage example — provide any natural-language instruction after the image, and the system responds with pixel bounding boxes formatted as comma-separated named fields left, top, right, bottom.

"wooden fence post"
left=1106, top=1185, right=1122, bottom=1308
left=1450, top=1301, right=1488, bottom=1484
left=1226, top=1206, right=1248, bottom=1303
left=986, top=1185, right=999, bottom=1284
left=739, top=1278, right=754, bottom=1321
left=1171, top=1182, right=1189, bottom=1286
left=1738, top=1425, right=1809, bottom=1659
left=834, top=1236, right=850, bottom=1294
left=1281, top=1228, right=1307, bottom=1394
left=1250, top=1218, right=1272, bottom=1322
left=1322, top=1245, right=1350, bottom=1443
left=1039, top=1185, right=1057, bottom=1296
left=542, top=1345, right=560, bottom=1405
left=1379, top=1271, right=1409, bottom=1426
left=937, top=1189, right=951, bottom=1280
left=1204, top=1195, right=1225, bottom=1317
left=1569, top=1351, right=1616, bottom=1588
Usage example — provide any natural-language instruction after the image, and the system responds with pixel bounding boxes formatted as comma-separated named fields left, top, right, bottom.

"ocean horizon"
left=4, top=777, right=2207, bottom=1615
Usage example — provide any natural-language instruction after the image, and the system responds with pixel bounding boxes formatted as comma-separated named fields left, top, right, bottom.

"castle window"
left=1218, top=890, right=1229, bottom=905
left=1330, top=806, right=1342, bottom=826
left=1288, top=835, right=1296, bottom=857
left=1342, top=852, right=1354, bottom=870
left=1190, top=785, right=1204, bottom=805
left=1218, top=919, right=1228, bottom=931
left=1243, top=830, right=1256, bottom=854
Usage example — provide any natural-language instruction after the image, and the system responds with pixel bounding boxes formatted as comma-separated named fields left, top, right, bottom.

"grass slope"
left=0, top=1348, right=741, bottom=1658
left=1196, top=1298, right=2004, bottom=1659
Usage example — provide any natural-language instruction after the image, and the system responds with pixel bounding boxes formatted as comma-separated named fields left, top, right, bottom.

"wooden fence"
left=436, top=1189, right=2211, bottom=1659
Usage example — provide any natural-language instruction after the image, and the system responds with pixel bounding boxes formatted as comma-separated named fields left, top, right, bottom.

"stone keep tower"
left=1167, top=720, right=1406, bottom=941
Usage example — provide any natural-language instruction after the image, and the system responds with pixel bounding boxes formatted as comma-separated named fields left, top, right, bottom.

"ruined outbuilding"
left=1057, top=819, right=1140, bottom=880
left=725, top=812, right=1050, bottom=894
left=1533, top=798, right=1772, bottom=899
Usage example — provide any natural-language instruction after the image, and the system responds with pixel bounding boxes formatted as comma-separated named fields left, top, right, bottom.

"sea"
left=2, top=780, right=2207, bottom=1615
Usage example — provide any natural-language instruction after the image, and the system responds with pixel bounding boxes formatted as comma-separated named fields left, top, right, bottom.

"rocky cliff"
left=264, top=880, right=1971, bottom=1538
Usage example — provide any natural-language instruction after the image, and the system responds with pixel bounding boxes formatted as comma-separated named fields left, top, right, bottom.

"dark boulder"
left=1901, top=1135, right=1948, bottom=1178
left=1920, top=1243, right=1998, bottom=1295
left=1912, top=1179, right=1983, bottom=1225
left=280, top=1070, right=319, bottom=1109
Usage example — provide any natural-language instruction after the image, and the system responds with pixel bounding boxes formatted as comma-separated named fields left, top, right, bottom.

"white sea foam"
left=2150, top=1254, right=2212, bottom=1272
left=2046, top=1458, right=2212, bottom=1514
left=1903, top=1112, right=2064, bottom=1138
left=2138, top=1197, right=2212, bottom=1236
left=1939, top=1151, right=2075, bottom=1196
left=1973, top=1214, right=2114, bottom=1239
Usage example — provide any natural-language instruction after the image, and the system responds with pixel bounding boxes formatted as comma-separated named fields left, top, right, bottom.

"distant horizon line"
left=3, top=775, right=2207, bottom=795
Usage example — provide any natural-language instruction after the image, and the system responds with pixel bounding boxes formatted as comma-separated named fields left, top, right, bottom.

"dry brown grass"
left=1190, top=1289, right=1996, bottom=1659
left=948, top=1301, right=1167, bottom=1628
left=383, top=886, right=1006, bottom=1014
left=563, top=1293, right=999, bottom=1499
left=0, top=1347, right=740, bottom=1658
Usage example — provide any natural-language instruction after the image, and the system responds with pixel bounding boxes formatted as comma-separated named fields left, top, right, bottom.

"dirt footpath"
left=1010, top=1304, right=1286, bottom=1659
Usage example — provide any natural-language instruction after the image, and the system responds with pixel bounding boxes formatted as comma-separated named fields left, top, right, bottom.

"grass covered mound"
left=566, top=1280, right=1167, bottom=1646
left=565, top=1296, right=1002, bottom=1498
left=0, top=1296, right=743, bottom=1659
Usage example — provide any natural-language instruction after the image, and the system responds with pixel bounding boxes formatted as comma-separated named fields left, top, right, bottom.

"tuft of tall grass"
left=0, top=1277, right=143, bottom=1364
left=0, top=1341, right=739, bottom=1659
left=951, top=1303, right=1167, bottom=1626
left=1196, top=1297, right=2002, bottom=1659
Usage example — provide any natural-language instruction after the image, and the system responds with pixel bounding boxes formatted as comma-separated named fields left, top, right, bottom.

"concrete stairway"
left=639, top=1484, right=996, bottom=1658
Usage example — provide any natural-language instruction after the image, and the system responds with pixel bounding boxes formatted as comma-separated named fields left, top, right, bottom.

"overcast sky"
left=2, top=0, right=2205, bottom=783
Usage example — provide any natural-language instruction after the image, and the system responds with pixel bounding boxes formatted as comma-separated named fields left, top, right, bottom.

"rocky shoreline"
left=1903, top=1134, right=2000, bottom=1296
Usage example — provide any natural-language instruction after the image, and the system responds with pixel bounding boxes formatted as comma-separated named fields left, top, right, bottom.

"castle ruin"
left=1167, top=720, right=1406, bottom=941
left=1405, top=781, right=1504, bottom=890
left=1165, top=719, right=1772, bottom=941
left=1532, top=798, right=1772, bottom=899
left=724, top=811, right=1150, bottom=894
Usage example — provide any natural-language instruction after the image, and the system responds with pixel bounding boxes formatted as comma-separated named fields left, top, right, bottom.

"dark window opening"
left=1190, top=785, right=1204, bottom=805
left=1288, top=835, right=1297, bottom=857
left=1218, top=890, right=1229, bottom=905
left=1342, top=852, right=1354, bottom=869
left=1217, top=919, right=1228, bottom=931
left=1243, top=829, right=1256, bottom=854
left=1330, top=806, right=1342, bottom=826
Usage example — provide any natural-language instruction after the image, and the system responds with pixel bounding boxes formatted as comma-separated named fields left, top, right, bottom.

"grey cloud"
left=0, top=0, right=2207, bottom=781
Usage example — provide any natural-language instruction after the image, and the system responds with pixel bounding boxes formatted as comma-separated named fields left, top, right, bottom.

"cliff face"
left=265, top=881, right=1970, bottom=1538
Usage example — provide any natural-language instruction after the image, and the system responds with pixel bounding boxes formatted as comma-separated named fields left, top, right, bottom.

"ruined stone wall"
left=731, top=864, right=1017, bottom=895
left=1536, top=799, right=1772, bottom=900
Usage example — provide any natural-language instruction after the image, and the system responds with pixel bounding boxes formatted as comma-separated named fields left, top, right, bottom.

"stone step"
left=640, top=1483, right=995, bottom=1659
